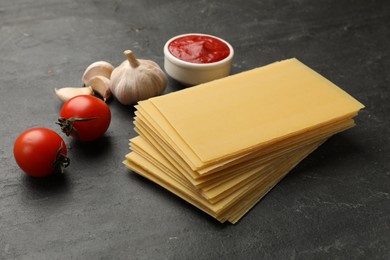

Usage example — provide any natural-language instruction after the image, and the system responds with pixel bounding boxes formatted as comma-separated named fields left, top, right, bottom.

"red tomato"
left=57, top=95, right=111, bottom=142
left=14, top=128, right=69, bottom=177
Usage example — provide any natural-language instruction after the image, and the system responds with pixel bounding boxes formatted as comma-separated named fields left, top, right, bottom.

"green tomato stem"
left=56, top=117, right=97, bottom=139
left=53, top=142, right=70, bottom=174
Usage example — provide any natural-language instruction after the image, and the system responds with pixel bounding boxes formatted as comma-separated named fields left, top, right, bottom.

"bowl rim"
left=164, top=33, right=234, bottom=69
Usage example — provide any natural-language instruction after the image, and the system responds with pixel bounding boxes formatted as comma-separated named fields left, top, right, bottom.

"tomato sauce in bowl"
left=164, top=33, right=234, bottom=85
left=168, top=35, right=230, bottom=64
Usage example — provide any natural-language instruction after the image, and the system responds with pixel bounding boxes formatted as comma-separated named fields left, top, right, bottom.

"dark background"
left=1, top=0, right=389, bottom=259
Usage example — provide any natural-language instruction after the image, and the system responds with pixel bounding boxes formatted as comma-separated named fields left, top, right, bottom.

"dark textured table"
left=1, top=0, right=389, bottom=259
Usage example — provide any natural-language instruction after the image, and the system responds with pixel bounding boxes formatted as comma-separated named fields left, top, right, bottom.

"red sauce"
left=168, top=35, right=230, bottom=64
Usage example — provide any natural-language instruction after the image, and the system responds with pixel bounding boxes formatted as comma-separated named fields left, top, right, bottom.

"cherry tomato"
left=14, top=128, right=69, bottom=177
left=57, top=95, right=111, bottom=142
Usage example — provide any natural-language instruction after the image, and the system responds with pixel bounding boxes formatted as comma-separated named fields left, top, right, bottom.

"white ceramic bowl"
left=164, top=33, right=234, bottom=86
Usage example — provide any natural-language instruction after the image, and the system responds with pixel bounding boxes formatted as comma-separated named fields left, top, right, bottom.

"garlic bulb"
left=110, top=50, right=167, bottom=105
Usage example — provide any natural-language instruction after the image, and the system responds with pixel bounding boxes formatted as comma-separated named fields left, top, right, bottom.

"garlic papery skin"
left=110, top=50, right=168, bottom=105
left=87, top=76, right=112, bottom=101
left=82, top=61, right=114, bottom=86
left=55, top=86, right=94, bottom=102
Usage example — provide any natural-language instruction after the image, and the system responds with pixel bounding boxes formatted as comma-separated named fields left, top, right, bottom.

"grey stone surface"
left=0, top=0, right=389, bottom=259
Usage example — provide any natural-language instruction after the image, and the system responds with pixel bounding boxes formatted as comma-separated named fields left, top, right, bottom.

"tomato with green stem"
left=57, top=95, right=111, bottom=142
left=14, top=128, right=70, bottom=177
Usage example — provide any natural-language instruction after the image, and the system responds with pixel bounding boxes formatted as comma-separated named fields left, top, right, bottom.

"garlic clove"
left=82, top=61, right=114, bottom=86
left=87, top=75, right=112, bottom=101
left=110, top=50, right=168, bottom=105
left=55, top=86, right=94, bottom=103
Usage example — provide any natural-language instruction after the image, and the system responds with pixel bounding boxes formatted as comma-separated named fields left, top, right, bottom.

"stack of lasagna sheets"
left=124, top=58, right=364, bottom=224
